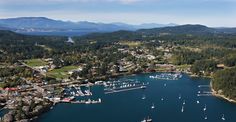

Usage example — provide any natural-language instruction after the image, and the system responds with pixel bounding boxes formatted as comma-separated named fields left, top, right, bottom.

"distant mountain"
left=0, top=17, right=235, bottom=36
left=111, top=22, right=177, bottom=29
left=0, top=17, right=178, bottom=36
left=135, top=23, right=177, bottom=29
left=137, top=24, right=236, bottom=35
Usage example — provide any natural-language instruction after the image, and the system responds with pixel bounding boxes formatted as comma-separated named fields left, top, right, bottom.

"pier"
left=70, top=98, right=102, bottom=104
left=105, top=86, right=146, bottom=94
left=198, top=85, right=210, bottom=88
left=197, top=94, right=213, bottom=96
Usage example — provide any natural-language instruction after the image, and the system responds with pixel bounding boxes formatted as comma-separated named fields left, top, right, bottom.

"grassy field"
left=176, top=64, right=191, bottom=70
left=47, top=66, right=78, bottom=79
left=119, top=41, right=142, bottom=47
left=25, top=59, right=48, bottom=67
left=38, top=45, right=52, bottom=51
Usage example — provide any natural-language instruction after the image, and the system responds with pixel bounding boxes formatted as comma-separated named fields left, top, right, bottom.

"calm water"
left=36, top=73, right=236, bottom=122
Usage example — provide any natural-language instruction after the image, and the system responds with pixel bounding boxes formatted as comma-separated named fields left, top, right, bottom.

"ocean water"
left=36, top=73, right=236, bottom=122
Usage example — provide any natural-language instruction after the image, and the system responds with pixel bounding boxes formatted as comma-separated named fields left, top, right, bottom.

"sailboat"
left=196, top=100, right=200, bottom=104
left=178, top=94, right=181, bottom=99
left=151, top=103, right=155, bottom=109
left=181, top=105, right=184, bottom=112
left=221, top=114, right=225, bottom=121
left=142, top=95, right=146, bottom=100
left=204, top=115, right=208, bottom=120
left=183, top=100, right=186, bottom=105
left=203, top=104, right=207, bottom=111
left=141, top=116, right=152, bottom=122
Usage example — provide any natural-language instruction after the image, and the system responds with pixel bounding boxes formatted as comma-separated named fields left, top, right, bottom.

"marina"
left=104, top=80, right=148, bottom=94
left=149, top=73, right=182, bottom=80
left=36, top=73, right=236, bottom=122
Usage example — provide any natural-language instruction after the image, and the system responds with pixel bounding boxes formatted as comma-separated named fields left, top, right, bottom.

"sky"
left=0, top=0, right=236, bottom=27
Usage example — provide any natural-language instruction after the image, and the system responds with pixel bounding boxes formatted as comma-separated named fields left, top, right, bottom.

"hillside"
left=137, top=24, right=236, bottom=35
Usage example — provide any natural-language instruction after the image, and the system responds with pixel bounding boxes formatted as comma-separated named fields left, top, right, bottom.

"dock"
left=70, top=98, right=102, bottom=104
left=197, top=94, right=213, bottom=96
left=105, top=86, right=146, bottom=94
left=198, top=85, right=210, bottom=88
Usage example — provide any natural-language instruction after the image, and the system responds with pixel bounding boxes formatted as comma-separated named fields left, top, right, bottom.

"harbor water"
left=36, top=73, right=236, bottom=122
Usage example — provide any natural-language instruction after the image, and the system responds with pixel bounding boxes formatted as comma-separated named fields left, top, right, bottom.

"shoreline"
left=32, top=71, right=235, bottom=122
left=210, top=82, right=236, bottom=104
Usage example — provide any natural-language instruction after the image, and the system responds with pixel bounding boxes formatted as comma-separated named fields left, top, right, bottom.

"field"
left=25, top=59, right=48, bottom=67
left=47, top=66, right=78, bottom=79
left=119, top=41, right=142, bottom=47
left=176, top=64, right=191, bottom=71
left=38, top=45, right=52, bottom=51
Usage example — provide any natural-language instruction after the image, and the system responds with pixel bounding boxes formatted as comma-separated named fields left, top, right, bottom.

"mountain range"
left=0, top=17, right=236, bottom=36
left=0, top=17, right=177, bottom=36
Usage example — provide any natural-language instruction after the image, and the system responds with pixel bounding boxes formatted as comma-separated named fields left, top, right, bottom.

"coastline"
left=32, top=71, right=235, bottom=122
left=210, top=82, right=236, bottom=104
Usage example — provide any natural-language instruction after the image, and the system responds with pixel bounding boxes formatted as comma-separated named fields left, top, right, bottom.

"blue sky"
left=0, top=0, right=236, bottom=27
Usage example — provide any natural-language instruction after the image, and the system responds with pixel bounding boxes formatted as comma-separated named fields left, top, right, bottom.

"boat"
left=149, top=73, right=182, bottom=80
left=203, top=104, right=207, bottom=111
left=141, top=116, right=152, bottom=122
left=181, top=106, right=184, bottom=112
left=221, top=114, right=225, bottom=121
left=183, top=100, right=186, bottom=105
left=141, top=85, right=147, bottom=89
left=161, top=98, right=164, bottom=101
left=151, top=103, right=155, bottom=109
left=178, top=94, right=181, bottom=99
left=142, top=95, right=146, bottom=100
left=85, top=99, right=92, bottom=104
left=197, top=100, right=200, bottom=104
left=204, top=115, right=208, bottom=120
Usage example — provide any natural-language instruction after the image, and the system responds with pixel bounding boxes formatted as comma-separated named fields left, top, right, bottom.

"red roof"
left=4, top=87, right=18, bottom=91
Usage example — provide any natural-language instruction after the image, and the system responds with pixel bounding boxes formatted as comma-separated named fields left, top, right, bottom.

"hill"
left=137, top=24, right=236, bottom=35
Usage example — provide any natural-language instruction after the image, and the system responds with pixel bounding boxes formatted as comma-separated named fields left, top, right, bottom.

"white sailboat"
left=142, top=95, right=146, bottom=100
left=141, top=116, right=152, bottom=122
left=196, top=100, right=200, bottom=104
left=221, top=114, right=225, bottom=121
left=183, top=100, right=186, bottom=105
left=203, top=104, right=207, bottom=111
left=204, top=115, right=208, bottom=120
left=179, top=94, right=181, bottom=99
left=151, top=103, right=155, bottom=109
left=181, top=105, right=184, bottom=112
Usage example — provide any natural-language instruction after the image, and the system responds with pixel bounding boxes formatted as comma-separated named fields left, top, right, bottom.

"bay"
left=36, top=73, right=236, bottom=122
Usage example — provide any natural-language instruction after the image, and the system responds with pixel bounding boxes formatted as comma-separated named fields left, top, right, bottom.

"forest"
left=0, top=28, right=236, bottom=99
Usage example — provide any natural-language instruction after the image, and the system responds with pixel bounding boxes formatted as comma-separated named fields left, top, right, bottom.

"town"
left=1, top=25, right=236, bottom=122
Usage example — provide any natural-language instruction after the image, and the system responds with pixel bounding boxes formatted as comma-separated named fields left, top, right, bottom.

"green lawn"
left=47, top=66, right=78, bottom=79
left=176, top=64, right=191, bottom=70
left=0, top=82, right=6, bottom=88
left=25, top=59, right=48, bottom=67
left=119, top=41, right=142, bottom=47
